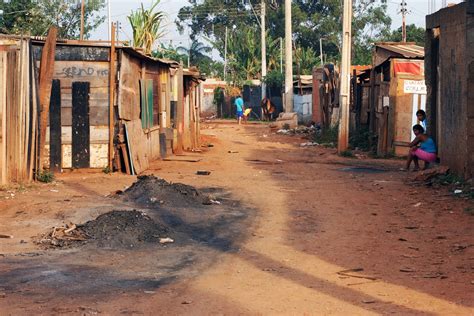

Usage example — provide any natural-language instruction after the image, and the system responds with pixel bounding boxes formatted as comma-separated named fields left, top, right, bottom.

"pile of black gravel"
left=80, top=210, right=169, bottom=248
left=120, top=175, right=212, bottom=206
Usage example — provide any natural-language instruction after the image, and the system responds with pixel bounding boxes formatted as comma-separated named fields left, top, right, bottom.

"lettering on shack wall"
left=404, top=80, right=427, bottom=94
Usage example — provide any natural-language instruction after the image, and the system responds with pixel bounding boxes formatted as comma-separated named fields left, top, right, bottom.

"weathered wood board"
left=72, top=82, right=90, bottom=168
left=49, top=79, right=62, bottom=172
left=124, top=119, right=149, bottom=174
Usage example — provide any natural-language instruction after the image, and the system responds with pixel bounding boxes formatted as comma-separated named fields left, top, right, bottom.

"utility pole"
left=224, top=26, right=228, bottom=82
left=115, top=21, right=120, bottom=42
left=337, top=0, right=352, bottom=153
left=284, top=0, right=293, bottom=112
left=80, top=0, right=85, bottom=40
left=280, top=37, right=283, bottom=74
left=261, top=0, right=267, bottom=100
left=188, top=40, right=191, bottom=68
left=108, top=0, right=112, bottom=40
left=319, top=38, right=324, bottom=66
left=400, top=0, right=408, bottom=42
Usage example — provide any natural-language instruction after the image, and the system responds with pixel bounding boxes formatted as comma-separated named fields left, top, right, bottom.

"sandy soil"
left=0, top=121, right=473, bottom=315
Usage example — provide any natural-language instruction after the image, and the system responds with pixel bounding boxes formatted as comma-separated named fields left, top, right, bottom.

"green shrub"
left=340, top=150, right=354, bottom=157
left=36, top=170, right=54, bottom=183
left=313, top=125, right=338, bottom=146
left=349, top=127, right=377, bottom=153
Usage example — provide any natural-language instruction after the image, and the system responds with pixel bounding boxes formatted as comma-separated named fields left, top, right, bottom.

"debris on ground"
left=37, top=222, right=87, bottom=247
left=159, top=237, right=174, bottom=244
left=196, top=170, right=211, bottom=175
left=413, top=166, right=450, bottom=182
left=276, top=126, right=316, bottom=136
left=0, top=234, right=13, bottom=239
left=121, top=175, right=208, bottom=206
left=336, top=268, right=377, bottom=281
left=80, top=210, right=169, bottom=248
left=300, top=142, right=319, bottom=147
left=36, top=210, right=169, bottom=249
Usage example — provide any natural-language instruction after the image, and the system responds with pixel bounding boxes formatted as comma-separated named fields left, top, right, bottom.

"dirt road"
left=1, top=122, right=473, bottom=315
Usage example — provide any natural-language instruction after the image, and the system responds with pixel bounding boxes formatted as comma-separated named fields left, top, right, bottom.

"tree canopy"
left=0, top=0, right=106, bottom=39
left=385, top=24, right=425, bottom=46
left=177, top=0, right=393, bottom=77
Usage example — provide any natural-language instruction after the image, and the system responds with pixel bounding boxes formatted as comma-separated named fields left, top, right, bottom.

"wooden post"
left=38, top=27, right=57, bottom=172
left=312, top=67, right=322, bottom=124
left=176, top=66, right=184, bottom=153
left=0, top=51, right=6, bottom=185
left=108, top=23, right=116, bottom=171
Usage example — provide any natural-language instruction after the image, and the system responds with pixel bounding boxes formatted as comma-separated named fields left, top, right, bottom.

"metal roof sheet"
left=375, top=42, right=424, bottom=58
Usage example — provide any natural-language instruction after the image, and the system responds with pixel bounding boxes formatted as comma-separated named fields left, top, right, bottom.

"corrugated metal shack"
left=425, top=0, right=474, bottom=179
left=353, top=42, right=425, bottom=156
left=0, top=34, right=204, bottom=184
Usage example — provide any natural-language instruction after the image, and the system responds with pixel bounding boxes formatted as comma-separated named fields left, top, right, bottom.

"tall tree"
left=294, top=46, right=318, bottom=75
left=177, top=40, right=212, bottom=67
left=385, top=24, right=425, bottom=46
left=177, top=0, right=392, bottom=68
left=0, top=0, right=106, bottom=39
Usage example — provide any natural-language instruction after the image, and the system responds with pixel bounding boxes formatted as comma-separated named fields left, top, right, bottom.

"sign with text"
left=404, top=80, right=427, bottom=94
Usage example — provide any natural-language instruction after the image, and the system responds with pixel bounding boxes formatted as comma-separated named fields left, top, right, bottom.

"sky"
left=91, top=0, right=463, bottom=54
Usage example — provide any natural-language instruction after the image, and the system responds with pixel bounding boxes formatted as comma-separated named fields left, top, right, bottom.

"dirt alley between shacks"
left=0, top=121, right=473, bottom=315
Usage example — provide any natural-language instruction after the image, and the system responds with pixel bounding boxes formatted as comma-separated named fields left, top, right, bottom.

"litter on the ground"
left=38, top=222, right=87, bottom=247
left=300, top=142, right=319, bottom=147
left=0, top=234, right=13, bottom=239
left=159, top=237, right=174, bottom=244
left=454, top=189, right=463, bottom=194
left=196, top=170, right=211, bottom=175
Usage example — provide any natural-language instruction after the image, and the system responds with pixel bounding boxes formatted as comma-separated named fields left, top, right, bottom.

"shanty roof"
left=184, top=68, right=205, bottom=82
left=294, top=75, right=312, bottom=86
left=121, top=46, right=180, bottom=67
left=0, top=34, right=181, bottom=67
left=374, top=42, right=424, bottom=68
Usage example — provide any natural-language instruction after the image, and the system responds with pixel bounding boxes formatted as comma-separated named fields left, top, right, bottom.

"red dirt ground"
left=0, top=121, right=473, bottom=315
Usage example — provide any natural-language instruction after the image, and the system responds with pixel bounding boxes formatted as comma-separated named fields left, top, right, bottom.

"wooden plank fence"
left=0, top=38, right=37, bottom=185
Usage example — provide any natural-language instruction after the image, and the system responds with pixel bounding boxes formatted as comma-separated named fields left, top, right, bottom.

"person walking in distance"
left=235, top=95, right=244, bottom=125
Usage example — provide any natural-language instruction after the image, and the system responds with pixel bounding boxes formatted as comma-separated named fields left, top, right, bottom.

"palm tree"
left=177, top=40, right=212, bottom=67
left=128, top=0, right=165, bottom=55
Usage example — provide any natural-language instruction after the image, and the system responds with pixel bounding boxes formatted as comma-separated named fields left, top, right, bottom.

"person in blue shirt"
left=405, top=124, right=437, bottom=171
left=235, top=95, right=244, bottom=124
left=416, top=109, right=428, bottom=133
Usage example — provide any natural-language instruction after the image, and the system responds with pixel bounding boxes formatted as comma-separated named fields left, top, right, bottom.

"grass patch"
left=349, top=127, right=377, bottom=153
left=102, top=166, right=111, bottom=174
left=36, top=170, right=54, bottom=183
left=313, top=125, right=338, bottom=147
left=340, top=150, right=354, bottom=158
